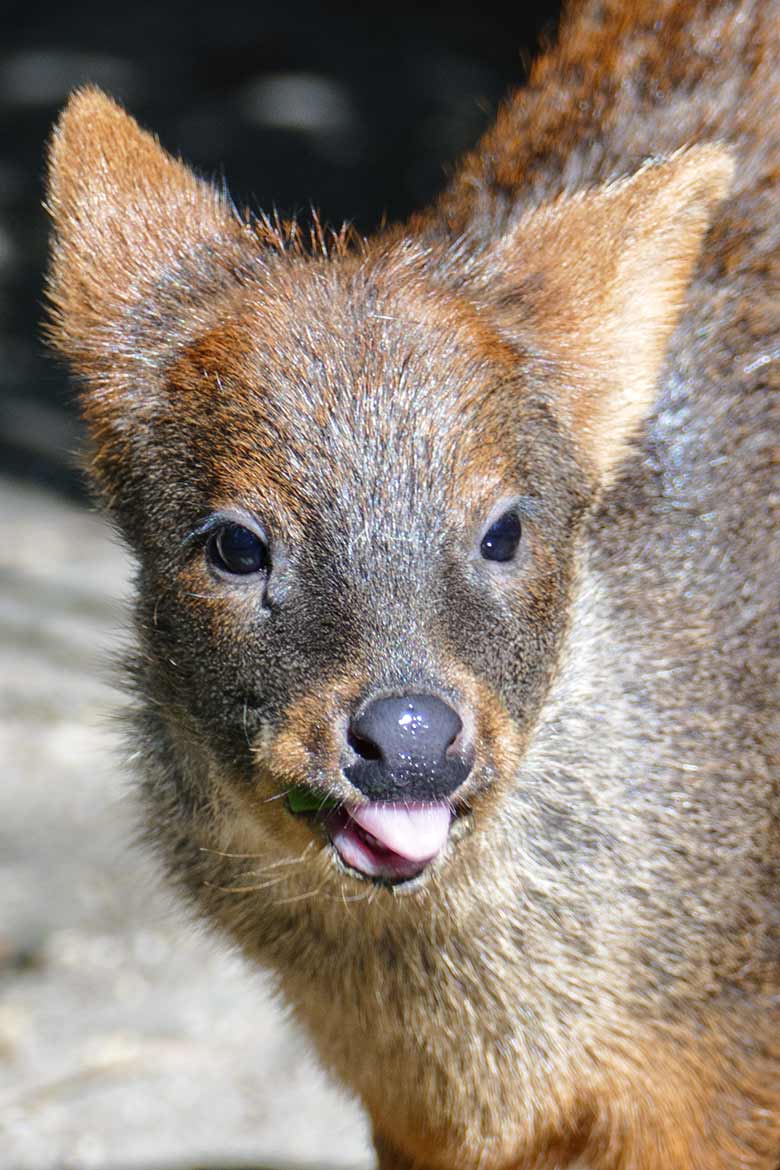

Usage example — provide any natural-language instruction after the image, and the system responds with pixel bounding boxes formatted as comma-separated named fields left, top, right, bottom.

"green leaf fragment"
left=286, top=786, right=338, bottom=814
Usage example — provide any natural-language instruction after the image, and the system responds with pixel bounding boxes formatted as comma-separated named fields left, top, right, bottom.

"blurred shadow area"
left=0, top=381, right=87, bottom=500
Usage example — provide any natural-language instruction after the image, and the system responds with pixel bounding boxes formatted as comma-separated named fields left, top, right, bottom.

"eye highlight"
left=208, top=523, right=270, bottom=576
left=480, top=510, right=522, bottom=563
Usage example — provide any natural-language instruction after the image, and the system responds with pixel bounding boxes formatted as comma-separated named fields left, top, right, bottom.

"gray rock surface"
left=0, top=477, right=372, bottom=1170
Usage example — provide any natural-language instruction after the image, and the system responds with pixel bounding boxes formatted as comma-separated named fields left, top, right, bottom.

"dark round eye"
left=208, top=523, right=270, bottom=576
left=480, top=510, right=522, bottom=563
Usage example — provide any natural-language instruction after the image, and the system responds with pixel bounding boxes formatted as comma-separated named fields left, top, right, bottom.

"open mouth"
left=287, top=789, right=453, bottom=883
left=325, top=802, right=453, bottom=882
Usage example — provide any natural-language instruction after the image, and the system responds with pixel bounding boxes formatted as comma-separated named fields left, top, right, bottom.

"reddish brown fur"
left=46, top=1, right=780, bottom=1167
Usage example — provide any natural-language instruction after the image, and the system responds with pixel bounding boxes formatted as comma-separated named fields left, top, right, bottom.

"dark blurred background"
left=0, top=0, right=560, bottom=498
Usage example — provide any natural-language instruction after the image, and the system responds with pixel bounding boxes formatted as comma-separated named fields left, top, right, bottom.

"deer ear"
left=477, top=145, right=734, bottom=481
left=46, top=87, right=247, bottom=374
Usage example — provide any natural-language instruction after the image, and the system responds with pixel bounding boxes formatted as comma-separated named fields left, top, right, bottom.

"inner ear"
left=470, top=145, right=734, bottom=483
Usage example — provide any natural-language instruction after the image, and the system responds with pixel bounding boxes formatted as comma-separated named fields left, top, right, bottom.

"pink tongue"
left=349, top=802, right=452, bottom=862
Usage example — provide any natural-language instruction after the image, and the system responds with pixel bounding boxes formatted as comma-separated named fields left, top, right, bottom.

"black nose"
left=345, top=693, right=472, bottom=802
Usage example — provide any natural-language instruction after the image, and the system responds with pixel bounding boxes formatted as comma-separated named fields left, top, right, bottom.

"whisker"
left=200, top=847, right=265, bottom=859
left=151, top=584, right=174, bottom=629
left=245, top=844, right=316, bottom=873
left=204, top=874, right=288, bottom=895
left=200, top=841, right=315, bottom=872
left=242, top=698, right=251, bottom=747
left=273, top=882, right=326, bottom=906
left=328, top=885, right=376, bottom=904
left=260, top=788, right=294, bottom=804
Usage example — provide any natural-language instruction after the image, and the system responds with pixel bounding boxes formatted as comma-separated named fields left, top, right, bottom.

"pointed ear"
left=46, top=87, right=247, bottom=373
left=476, top=145, right=734, bottom=482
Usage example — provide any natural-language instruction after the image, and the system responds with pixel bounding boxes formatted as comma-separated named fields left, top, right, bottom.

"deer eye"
left=480, top=510, right=522, bottom=563
left=208, top=523, right=270, bottom=576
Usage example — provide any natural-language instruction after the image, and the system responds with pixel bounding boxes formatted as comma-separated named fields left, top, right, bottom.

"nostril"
left=445, top=721, right=465, bottom=758
left=347, top=727, right=383, bottom=762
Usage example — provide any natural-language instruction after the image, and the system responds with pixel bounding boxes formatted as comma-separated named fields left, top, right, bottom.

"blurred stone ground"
left=0, top=476, right=372, bottom=1170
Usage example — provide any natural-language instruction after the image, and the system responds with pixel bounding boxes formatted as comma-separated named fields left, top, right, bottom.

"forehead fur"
left=164, top=243, right=546, bottom=526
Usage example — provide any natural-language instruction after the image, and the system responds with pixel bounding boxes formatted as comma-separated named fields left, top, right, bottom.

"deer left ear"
left=45, top=86, right=248, bottom=378
left=474, top=145, right=734, bottom=482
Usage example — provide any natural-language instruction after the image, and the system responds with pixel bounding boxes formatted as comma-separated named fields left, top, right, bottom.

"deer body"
left=46, top=2, right=779, bottom=1167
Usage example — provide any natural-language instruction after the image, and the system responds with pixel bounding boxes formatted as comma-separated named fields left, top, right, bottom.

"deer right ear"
left=46, top=87, right=248, bottom=383
left=470, top=145, right=734, bottom=484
